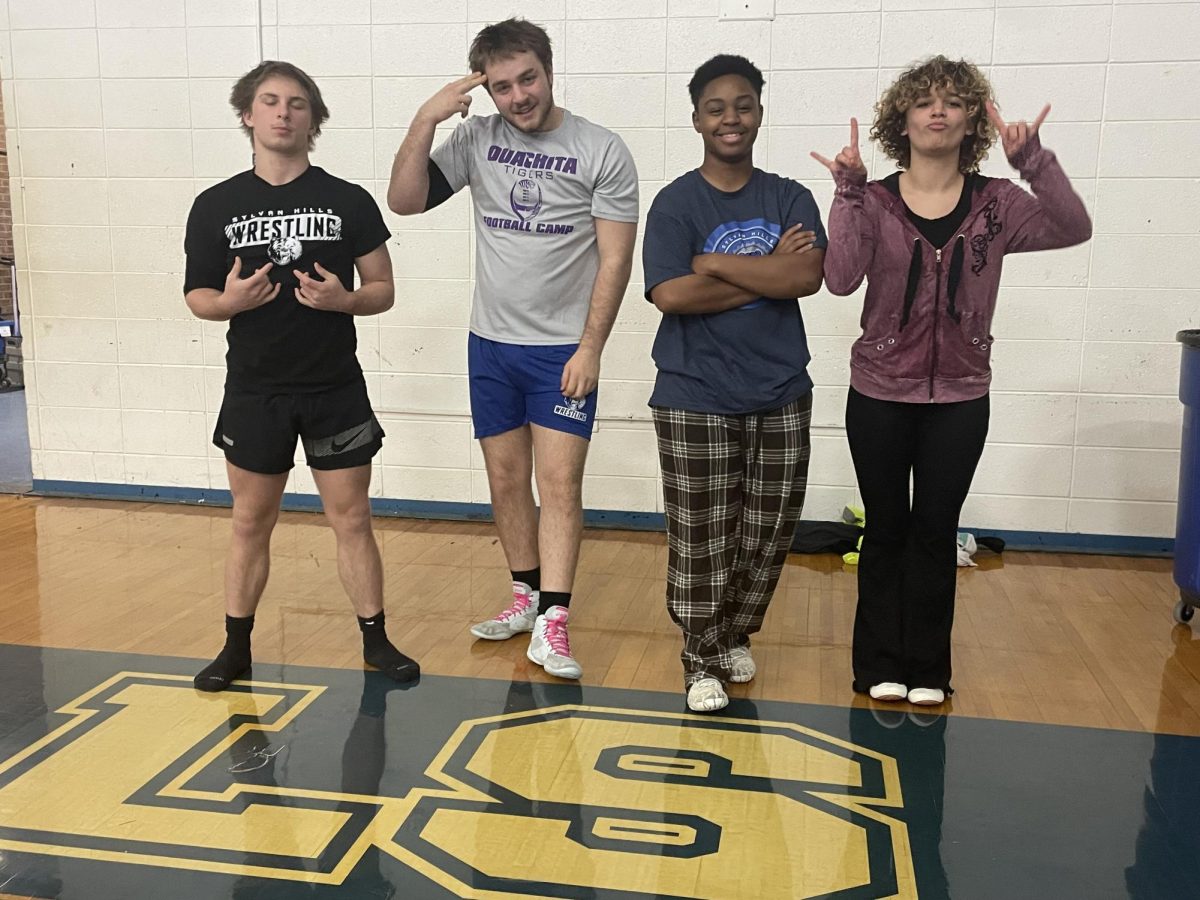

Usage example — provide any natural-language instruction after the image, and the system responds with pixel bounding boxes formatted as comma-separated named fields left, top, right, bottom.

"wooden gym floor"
left=1, top=494, right=1195, bottom=736
left=0, top=493, right=1198, bottom=898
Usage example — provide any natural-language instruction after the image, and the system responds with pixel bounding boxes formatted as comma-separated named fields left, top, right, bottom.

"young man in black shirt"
left=184, top=61, right=417, bottom=691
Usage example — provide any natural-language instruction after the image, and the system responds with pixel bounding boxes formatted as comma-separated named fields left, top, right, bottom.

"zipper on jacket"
left=929, top=246, right=942, bottom=401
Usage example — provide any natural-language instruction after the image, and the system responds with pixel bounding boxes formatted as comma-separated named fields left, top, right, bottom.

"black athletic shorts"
left=212, top=379, right=385, bottom=474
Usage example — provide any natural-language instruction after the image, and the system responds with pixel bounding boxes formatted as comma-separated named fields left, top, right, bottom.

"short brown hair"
left=229, top=61, right=329, bottom=150
left=872, top=55, right=995, bottom=173
left=468, top=18, right=553, bottom=76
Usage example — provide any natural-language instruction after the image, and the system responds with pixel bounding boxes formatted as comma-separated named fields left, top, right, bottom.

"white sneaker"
left=687, top=678, right=729, bottom=712
left=469, top=583, right=539, bottom=640
left=729, top=646, right=756, bottom=683
left=869, top=682, right=908, bottom=702
left=907, top=687, right=945, bottom=706
left=527, top=605, right=582, bottom=679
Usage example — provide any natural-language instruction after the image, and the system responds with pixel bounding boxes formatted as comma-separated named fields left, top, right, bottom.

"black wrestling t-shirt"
left=184, top=166, right=390, bottom=392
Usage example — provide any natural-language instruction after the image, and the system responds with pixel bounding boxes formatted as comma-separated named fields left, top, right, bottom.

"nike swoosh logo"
left=330, top=425, right=371, bottom=454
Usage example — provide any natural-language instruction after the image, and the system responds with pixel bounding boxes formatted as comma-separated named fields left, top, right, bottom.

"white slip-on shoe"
left=907, top=687, right=946, bottom=706
left=869, top=682, right=909, bottom=702
left=687, top=677, right=729, bottom=713
left=729, top=646, right=757, bottom=683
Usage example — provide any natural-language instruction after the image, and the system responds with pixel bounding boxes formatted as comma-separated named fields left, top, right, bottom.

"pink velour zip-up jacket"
left=824, top=134, right=1092, bottom=404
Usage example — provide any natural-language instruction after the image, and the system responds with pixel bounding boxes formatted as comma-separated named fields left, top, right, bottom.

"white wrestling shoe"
left=469, top=583, right=539, bottom=640
left=527, top=605, right=583, bottom=679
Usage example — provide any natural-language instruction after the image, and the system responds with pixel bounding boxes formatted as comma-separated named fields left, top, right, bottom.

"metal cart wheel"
left=1175, top=596, right=1196, bottom=625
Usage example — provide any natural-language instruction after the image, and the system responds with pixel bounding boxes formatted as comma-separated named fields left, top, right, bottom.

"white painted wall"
left=3, top=0, right=1198, bottom=537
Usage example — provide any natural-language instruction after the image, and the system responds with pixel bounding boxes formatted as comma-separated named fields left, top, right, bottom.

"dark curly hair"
left=872, top=55, right=995, bottom=173
left=230, top=61, right=329, bottom=151
left=688, top=54, right=764, bottom=109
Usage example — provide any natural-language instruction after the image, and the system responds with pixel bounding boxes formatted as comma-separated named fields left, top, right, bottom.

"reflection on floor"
left=0, top=643, right=1198, bottom=899
left=1, top=496, right=1192, bottom=737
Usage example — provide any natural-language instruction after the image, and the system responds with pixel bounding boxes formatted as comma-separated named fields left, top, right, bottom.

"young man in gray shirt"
left=387, top=18, right=638, bottom=679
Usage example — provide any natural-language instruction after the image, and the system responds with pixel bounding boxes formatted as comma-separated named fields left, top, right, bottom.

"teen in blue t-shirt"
left=643, top=54, right=826, bottom=713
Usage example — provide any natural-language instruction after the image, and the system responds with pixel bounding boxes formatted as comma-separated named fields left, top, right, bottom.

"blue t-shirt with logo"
left=643, top=168, right=826, bottom=415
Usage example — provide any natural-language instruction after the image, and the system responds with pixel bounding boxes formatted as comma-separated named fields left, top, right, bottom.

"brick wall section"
left=0, top=78, right=12, bottom=323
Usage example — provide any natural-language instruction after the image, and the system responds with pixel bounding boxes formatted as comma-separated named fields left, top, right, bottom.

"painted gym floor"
left=0, top=643, right=1197, bottom=899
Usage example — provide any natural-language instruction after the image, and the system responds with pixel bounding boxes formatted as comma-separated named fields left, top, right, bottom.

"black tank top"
left=883, top=171, right=974, bottom=248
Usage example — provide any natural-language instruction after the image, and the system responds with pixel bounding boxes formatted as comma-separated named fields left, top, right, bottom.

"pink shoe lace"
left=544, top=611, right=572, bottom=657
left=494, top=588, right=533, bottom=623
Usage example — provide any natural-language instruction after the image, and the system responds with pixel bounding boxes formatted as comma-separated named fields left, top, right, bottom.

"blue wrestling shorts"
left=467, top=333, right=598, bottom=441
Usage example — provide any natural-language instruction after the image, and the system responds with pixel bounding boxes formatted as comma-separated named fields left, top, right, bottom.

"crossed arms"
left=649, top=225, right=825, bottom=315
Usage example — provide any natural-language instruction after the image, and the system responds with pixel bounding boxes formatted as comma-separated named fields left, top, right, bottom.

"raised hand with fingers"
left=417, top=72, right=488, bottom=126
left=811, top=117, right=868, bottom=181
left=772, top=224, right=817, bottom=256
left=294, top=262, right=352, bottom=313
left=223, top=256, right=280, bottom=316
left=986, top=100, right=1050, bottom=165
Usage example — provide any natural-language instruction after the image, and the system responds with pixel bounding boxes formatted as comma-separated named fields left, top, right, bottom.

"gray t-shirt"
left=431, top=110, right=639, bottom=344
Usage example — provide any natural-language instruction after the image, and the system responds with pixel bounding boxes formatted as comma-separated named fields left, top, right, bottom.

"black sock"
left=538, top=591, right=571, bottom=615
left=194, top=614, right=254, bottom=692
left=359, top=612, right=420, bottom=683
left=511, top=567, right=541, bottom=592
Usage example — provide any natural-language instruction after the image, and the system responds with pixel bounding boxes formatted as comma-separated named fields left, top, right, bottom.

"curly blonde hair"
left=871, top=56, right=995, bottom=173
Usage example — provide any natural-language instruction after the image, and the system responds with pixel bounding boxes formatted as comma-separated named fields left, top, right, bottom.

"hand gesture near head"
left=417, top=72, right=488, bottom=126
left=811, top=117, right=868, bottom=181
left=986, top=100, right=1050, bottom=166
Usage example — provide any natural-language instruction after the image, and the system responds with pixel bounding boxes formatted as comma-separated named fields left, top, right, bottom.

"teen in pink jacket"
left=813, top=56, right=1091, bottom=706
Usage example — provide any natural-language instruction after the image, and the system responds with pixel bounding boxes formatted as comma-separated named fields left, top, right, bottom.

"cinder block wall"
left=3, top=0, right=1198, bottom=539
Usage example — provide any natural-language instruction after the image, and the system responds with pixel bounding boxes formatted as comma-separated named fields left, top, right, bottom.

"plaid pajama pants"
left=653, top=393, right=812, bottom=687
